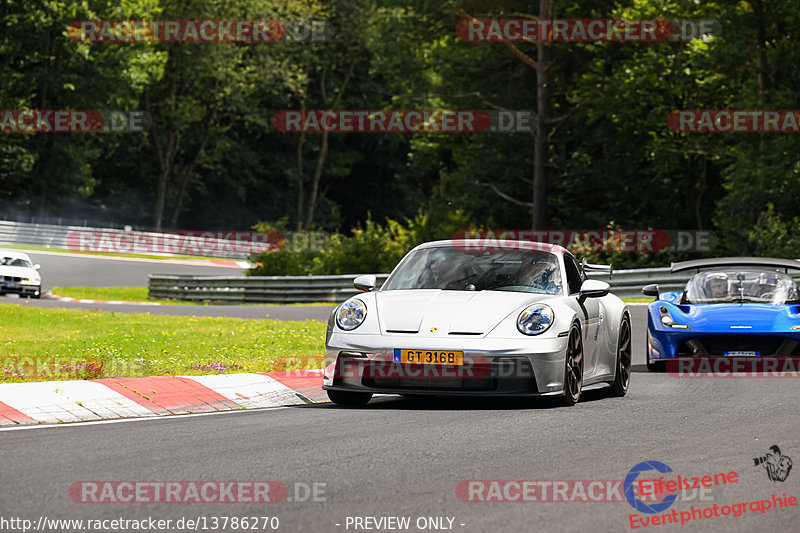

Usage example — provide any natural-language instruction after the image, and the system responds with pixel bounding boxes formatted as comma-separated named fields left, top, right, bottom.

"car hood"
left=375, top=290, right=553, bottom=335
left=0, top=266, right=38, bottom=279
left=663, top=302, right=800, bottom=332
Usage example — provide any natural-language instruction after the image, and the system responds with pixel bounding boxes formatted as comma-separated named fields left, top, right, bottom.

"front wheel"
left=608, top=315, right=632, bottom=396
left=562, top=324, right=584, bottom=406
left=327, top=389, right=372, bottom=406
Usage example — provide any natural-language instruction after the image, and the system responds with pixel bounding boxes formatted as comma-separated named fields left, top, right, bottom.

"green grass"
left=51, top=286, right=336, bottom=306
left=52, top=286, right=156, bottom=302
left=622, top=297, right=654, bottom=303
left=0, top=304, right=326, bottom=382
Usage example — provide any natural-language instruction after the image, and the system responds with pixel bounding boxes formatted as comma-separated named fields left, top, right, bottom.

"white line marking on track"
left=0, top=404, right=293, bottom=432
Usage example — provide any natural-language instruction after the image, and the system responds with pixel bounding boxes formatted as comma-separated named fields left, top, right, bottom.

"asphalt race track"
left=2, top=301, right=799, bottom=532
left=22, top=251, right=243, bottom=292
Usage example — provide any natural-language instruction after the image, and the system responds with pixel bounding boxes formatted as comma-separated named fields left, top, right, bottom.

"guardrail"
left=147, top=267, right=697, bottom=304
left=585, top=267, right=692, bottom=297
left=148, top=274, right=391, bottom=304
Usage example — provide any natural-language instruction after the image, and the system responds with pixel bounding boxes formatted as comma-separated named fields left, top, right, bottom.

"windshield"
left=382, top=247, right=563, bottom=295
left=1, top=256, right=32, bottom=268
left=685, top=268, right=800, bottom=304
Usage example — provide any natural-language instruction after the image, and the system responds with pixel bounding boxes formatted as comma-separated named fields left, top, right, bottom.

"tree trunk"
left=303, top=129, right=330, bottom=228
left=295, top=98, right=307, bottom=230
left=751, top=0, right=769, bottom=91
left=532, top=0, right=551, bottom=230
left=146, top=53, right=181, bottom=230
left=300, top=57, right=355, bottom=228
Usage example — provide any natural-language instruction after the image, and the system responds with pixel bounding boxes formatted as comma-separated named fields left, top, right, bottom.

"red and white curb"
left=0, top=370, right=326, bottom=426
left=208, top=259, right=252, bottom=268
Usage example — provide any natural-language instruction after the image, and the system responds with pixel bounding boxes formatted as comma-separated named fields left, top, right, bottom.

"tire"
left=327, top=389, right=373, bottom=406
left=608, top=314, right=632, bottom=396
left=562, top=323, right=584, bottom=406
left=645, top=331, right=666, bottom=372
left=31, top=293, right=41, bottom=299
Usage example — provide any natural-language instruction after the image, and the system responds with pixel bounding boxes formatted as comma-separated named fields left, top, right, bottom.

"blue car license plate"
left=723, top=351, right=760, bottom=357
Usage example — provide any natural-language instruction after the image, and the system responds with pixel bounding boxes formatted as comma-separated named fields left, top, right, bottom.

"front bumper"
left=323, top=333, right=569, bottom=397
left=0, top=280, right=40, bottom=297
left=649, top=329, right=800, bottom=359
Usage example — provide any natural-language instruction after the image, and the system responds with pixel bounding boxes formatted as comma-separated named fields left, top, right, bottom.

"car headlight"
left=659, top=306, right=690, bottom=329
left=517, top=304, right=554, bottom=335
left=336, top=299, right=367, bottom=331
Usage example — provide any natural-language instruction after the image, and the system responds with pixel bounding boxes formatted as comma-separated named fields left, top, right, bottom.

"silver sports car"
left=323, top=240, right=631, bottom=406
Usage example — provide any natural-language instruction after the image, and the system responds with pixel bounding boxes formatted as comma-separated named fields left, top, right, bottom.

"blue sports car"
left=642, top=257, right=800, bottom=371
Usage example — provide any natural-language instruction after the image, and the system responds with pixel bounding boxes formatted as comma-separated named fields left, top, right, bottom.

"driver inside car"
left=705, top=274, right=729, bottom=299
left=757, top=273, right=779, bottom=298
left=510, top=260, right=560, bottom=294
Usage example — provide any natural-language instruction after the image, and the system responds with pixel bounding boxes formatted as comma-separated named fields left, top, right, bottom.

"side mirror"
left=33, top=264, right=41, bottom=270
left=578, top=279, right=610, bottom=302
left=353, top=274, right=376, bottom=292
left=641, top=284, right=659, bottom=297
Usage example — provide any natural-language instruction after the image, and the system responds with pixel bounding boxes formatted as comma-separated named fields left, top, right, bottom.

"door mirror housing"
left=353, top=274, right=376, bottom=292
left=578, top=279, right=610, bottom=302
left=641, top=284, right=660, bottom=297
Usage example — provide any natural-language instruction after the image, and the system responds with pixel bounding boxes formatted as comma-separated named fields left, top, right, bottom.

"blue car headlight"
left=336, top=299, right=367, bottom=331
left=517, top=304, right=554, bottom=335
left=659, top=306, right=691, bottom=329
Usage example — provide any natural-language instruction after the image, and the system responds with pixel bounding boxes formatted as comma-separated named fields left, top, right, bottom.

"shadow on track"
left=289, top=387, right=616, bottom=411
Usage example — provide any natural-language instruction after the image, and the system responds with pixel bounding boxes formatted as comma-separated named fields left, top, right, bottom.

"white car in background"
left=0, top=251, right=42, bottom=298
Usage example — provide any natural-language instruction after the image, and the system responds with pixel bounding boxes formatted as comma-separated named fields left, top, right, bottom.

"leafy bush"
left=248, top=210, right=472, bottom=276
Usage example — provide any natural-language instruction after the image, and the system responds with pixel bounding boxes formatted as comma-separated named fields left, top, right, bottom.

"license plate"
left=393, top=349, right=464, bottom=365
left=723, top=351, right=760, bottom=357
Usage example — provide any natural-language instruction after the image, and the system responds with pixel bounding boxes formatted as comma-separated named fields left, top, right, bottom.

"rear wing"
left=671, top=257, right=800, bottom=274
left=581, top=258, right=613, bottom=280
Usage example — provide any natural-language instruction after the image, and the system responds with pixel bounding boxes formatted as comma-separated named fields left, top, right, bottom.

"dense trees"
left=2, top=0, right=799, bottom=261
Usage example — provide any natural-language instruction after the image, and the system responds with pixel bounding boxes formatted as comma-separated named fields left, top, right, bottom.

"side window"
left=564, top=256, right=583, bottom=295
